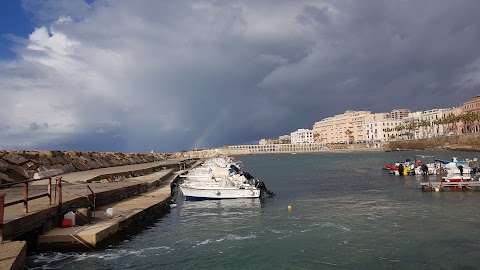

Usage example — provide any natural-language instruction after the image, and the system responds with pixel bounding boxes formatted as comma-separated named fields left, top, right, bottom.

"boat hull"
left=180, top=186, right=261, bottom=200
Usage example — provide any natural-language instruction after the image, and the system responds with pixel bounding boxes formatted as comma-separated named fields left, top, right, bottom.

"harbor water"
left=28, top=151, right=480, bottom=269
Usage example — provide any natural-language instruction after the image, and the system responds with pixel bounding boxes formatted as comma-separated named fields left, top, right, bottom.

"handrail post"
left=57, top=177, right=62, bottom=207
left=23, top=182, right=29, bottom=213
left=0, top=193, right=5, bottom=243
left=48, top=177, right=52, bottom=205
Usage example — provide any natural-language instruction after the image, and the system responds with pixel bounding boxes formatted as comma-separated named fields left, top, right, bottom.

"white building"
left=419, top=109, right=445, bottom=138
left=366, top=119, right=404, bottom=142
left=290, top=129, right=314, bottom=144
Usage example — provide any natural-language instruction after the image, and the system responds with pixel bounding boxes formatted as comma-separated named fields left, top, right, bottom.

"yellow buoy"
left=287, top=205, right=292, bottom=211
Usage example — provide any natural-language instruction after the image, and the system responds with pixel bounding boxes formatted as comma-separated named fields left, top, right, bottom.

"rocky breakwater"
left=0, top=150, right=165, bottom=184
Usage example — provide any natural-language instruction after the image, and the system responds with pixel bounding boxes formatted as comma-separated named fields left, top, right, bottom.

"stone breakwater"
left=0, top=150, right=167, bottom=184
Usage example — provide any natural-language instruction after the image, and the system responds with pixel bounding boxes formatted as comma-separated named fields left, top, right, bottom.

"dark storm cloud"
left=1, top=0, right=480, bottom=151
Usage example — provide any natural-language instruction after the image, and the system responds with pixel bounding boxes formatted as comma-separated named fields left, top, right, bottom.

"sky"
left=1, top=0, right=480, bottom=153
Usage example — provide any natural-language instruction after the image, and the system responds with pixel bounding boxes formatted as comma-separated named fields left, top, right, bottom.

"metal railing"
left=1, top=177, right=63, bottom=213
left=0, top=193, right=4, bottom=243
left=0, top=176, right=63, bottom=242
left=86, top=185, right=96, bottom=220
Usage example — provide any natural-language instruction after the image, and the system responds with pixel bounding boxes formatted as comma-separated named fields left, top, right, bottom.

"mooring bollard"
left=0, top=193, right=5, bottom=243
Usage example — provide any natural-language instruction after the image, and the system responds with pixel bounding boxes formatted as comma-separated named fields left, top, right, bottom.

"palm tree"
left=404, top=121, right=419, bottom=139
left=395, top=124, right=405, bottom=140
left=345, top=129, right=353, bottom=144
left=445, top=113, right=459, bottom=134
left=418, top=119, right=431, bottom=138
left=461, top=112, right=478, bottom=133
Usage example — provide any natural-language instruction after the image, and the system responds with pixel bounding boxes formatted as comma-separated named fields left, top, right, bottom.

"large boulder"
left=39, top=150, right=54, bottom=157
left=72, top=158, right=90, bottom=171
left=9, top=164, right=32, bottom=179
left=0, top=159, right=7, bottom=172
left=5, top=168, right=28, bottom=182
left=37, top=156, right=52, bottom=166
left=0, top=172, right=13, bottom=184
left=23, top=151, right=40, bottom=159
left=2, top=154, right=28, bottom=165
left=63, top=163, right=77, bottom=173
left=22, top=162, right=38, bottom=171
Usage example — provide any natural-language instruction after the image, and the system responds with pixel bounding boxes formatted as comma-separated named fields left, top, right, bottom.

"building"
left=259, top=139, right=268, bottom=145
left=385, top=109, right=411, bottom=120
left=290, top=129, right=314, bottom=144
left=463, top=95, right=480, bottom=133
left=441, top=107, right=463, bottom=135
left=313, top=110, right=384, bottom=144
left=366, top=119, right=403, bottom=143
left=278, top=135, right=291, bottom=144
left=463, top=95, right=480, bottom=113
left=419, top=109, right=445, bottom=138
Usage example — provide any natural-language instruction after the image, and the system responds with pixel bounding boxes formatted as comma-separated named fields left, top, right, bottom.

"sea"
left=27, top=150, right=480, bottom=269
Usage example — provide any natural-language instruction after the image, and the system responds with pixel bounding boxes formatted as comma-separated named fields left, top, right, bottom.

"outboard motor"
left=255, top=179, right=275, bottom=197
left=242, top=171, right=254, bottom=180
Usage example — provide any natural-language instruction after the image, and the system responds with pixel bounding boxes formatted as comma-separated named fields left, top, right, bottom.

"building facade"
left=419, top=109, right=445, bottom=138
left=290, top=129, right=314, bottom=144
left=366, top=119, right=403, bottom=142
left=313, top=110, right=385, bottom=144
left=463, top=95, right=480, bottom=133
left=385, top=109, right=411, bottom=120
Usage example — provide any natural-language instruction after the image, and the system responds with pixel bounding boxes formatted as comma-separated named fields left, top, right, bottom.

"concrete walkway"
left=38, top=170, right=178, bottom=251
left=2, top=160, right=183, bottom=222
left=0, top=241, right=26, bottom=270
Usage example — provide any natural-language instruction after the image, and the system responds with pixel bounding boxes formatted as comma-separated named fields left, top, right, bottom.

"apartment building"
left=278, top=135, right=291, bottom=144
left=463, top=95, right=480, bottom=113
left=313, top=110, right=384, bottom=144
left=366, top=119, right=403, bottom=142
left=385, top=109, right=411, bottom=120
left=463, top=95, right=480, bottom=133
left=419, top=109, right=444, bottom=138
left=290, top=129, right=314, bottom=144
left=442, top=107, right=463, bottom=135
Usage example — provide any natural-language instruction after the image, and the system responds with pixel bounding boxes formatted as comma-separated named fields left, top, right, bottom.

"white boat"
left=180, top=185, right=261, bottom=200
left=179, top=156, right=273, bottom=200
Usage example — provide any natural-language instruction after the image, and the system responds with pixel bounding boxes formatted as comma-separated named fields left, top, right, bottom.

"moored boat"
left=179, top=156, right=274, bottom=201
left=180, top=185, right=261, bottom=200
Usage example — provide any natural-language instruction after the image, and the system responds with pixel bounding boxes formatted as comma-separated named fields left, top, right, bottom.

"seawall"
left=387, top=134, right=480, bottom=152
left=0, top=150, right=167, bottom=185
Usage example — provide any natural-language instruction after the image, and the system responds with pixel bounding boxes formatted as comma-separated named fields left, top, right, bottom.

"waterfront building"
left=463, top=95, right=480, bottom=133
left=290, top=129, right=314, bottom=144
left=399, top=111, right=423, bottom=139
left=313, top=110, right=384, bottom=144
left=385, top=109, right=411, bottom=120
left=441, top=107, right=463, bottom=135
left=366, top=119, right=403, bottom=143
left=278, top=135, right=291, bottom=144
left=259, top=139, right=268, bottom=145
left=463, top=95, right=480, bottom=113
left=419, top=109, right=445, bottom=138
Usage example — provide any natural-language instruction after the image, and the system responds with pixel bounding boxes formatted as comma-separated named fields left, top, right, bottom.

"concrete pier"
left=0, top=158, right=198, bottom=267
left=0, top=241, right=26, bottom=270
left=38, top=171, right=177, bottom=251
left=421, top=180, right=480, bottom=191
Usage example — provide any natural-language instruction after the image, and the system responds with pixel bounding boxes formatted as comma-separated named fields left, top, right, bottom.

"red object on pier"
left=62, top=218, right=73, bottom=228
